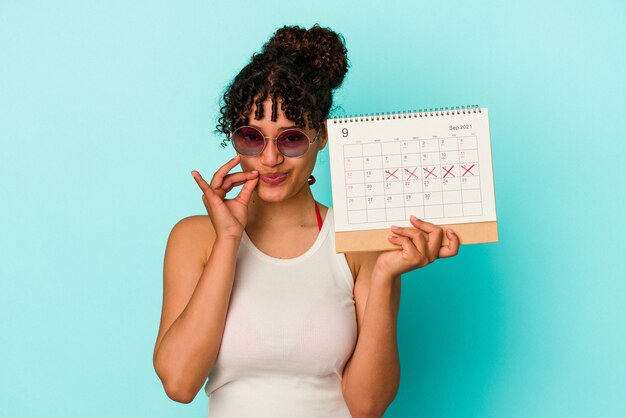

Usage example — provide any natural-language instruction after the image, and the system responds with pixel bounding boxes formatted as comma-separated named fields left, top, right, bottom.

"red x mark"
left=461, top=164, right=476, bottom=176
left=443, top=165, right=455, bottom=178
left=385, top=169, right=399, bottom=180
left=404, top=168, right=418, bottom=180
left=423, top=167, right=437, bottom=179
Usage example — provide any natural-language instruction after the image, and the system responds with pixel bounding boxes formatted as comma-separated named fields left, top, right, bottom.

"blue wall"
left=1, top=1, right=625, bottom=417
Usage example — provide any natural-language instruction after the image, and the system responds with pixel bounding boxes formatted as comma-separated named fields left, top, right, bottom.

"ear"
left=317, top=125, right=329, bottom=150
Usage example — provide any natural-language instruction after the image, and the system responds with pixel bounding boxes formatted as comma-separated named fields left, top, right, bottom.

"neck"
left=246, top=185, right=317, bottom=230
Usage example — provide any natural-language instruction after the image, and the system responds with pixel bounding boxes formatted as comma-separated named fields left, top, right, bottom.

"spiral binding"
left=330, top=104, right=481, bottom=124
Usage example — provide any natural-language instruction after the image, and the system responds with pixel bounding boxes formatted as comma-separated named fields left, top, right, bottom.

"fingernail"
left=410, top=215, right=417, bottom=220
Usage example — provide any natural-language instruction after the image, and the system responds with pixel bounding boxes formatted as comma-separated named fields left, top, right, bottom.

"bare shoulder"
left=168, top=215, right=216, bottom=265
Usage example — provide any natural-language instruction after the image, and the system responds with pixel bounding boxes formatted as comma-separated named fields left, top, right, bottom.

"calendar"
left=326, top=106, right=498, bottom=252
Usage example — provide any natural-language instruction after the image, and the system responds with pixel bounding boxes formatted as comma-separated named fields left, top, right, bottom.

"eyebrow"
left=249, top=124, right=300, bottom=131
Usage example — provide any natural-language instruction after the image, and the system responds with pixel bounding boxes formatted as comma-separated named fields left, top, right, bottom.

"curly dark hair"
left=215, top=24, right=350, bottom=148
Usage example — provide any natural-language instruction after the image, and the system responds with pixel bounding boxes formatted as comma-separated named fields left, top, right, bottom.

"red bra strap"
left=314, top=201, right=323, bottom=231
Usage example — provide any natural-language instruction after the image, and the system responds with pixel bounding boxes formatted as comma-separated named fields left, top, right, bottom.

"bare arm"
left=153, top=155, right=259, bottom=403
left=342, top=217, right=460, bottom=417
left=341, top=252, right=401, bottom=418
left=153, top=219, right=240, bottom=403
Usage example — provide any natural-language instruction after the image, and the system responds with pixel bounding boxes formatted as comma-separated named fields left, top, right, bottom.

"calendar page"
left=327, top=107, right=497, bottom=233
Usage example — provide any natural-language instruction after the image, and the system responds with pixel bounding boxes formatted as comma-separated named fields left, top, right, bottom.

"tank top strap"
left=315, top=201, right=323, bottom=231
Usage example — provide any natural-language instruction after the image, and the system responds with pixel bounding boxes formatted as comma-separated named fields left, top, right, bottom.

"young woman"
left=153, top=24, right=460, bottom=417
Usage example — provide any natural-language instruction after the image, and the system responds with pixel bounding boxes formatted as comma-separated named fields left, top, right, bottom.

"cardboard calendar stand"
left=335, top=220, right=499, bottom=253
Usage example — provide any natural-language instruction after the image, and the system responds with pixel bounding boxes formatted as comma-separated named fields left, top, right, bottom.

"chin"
left=255, top=186, right=290, bottom=202
left=255, top=182, right=301, bottom=203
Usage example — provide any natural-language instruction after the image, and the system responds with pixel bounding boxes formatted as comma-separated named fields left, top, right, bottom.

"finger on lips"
left=236, top=176, right=260, bottom=203
left=221, top=171, right=258, bottom=191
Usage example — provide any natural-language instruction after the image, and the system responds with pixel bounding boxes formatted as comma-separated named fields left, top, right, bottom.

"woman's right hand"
left=191, top=155, right=259, bottom=240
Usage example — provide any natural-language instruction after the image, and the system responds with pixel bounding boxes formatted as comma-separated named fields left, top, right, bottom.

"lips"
left=260, top=172, right=288, bottom=185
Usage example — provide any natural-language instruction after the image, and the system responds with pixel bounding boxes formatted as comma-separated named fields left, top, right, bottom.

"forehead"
left=246, top=96, right=309, bottom=128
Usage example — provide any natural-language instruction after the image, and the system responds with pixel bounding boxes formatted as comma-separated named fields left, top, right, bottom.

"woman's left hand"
left=374, top=216, right=460, bottom=278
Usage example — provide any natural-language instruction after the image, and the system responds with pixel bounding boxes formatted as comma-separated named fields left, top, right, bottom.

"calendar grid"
left=344, top=135, right=483, bottom=224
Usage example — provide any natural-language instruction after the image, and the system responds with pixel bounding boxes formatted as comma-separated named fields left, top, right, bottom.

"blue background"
left=1, top=1, right=625, bottom=417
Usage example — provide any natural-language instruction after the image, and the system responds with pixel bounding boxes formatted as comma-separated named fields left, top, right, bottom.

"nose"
left=260, top=138, right=284, bottom=167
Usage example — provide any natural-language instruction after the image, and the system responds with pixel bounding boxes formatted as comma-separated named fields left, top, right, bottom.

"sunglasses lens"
left=231, top=127, right=265, bottom=156
left=277, top=130, right=310, bottom=157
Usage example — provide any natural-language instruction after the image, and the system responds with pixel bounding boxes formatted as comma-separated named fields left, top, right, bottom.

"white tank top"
left=204, top=207, right=358, bottom=417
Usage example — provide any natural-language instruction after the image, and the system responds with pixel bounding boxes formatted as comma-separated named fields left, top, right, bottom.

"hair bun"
left=262, top=24, right=348, bottom=89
